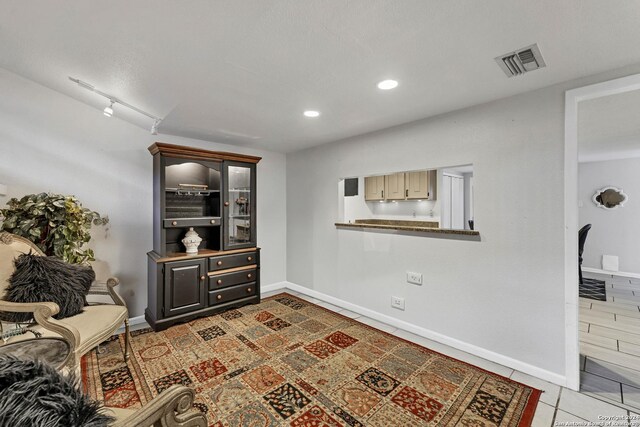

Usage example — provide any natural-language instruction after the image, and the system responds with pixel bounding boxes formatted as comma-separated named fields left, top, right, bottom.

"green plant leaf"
left=0, top=192, right=108, bottom=264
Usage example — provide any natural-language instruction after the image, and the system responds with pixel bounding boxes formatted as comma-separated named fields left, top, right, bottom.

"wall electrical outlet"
left=407, top=271, right=422, bottom=285
left=391, top=296, right=405, bottom=310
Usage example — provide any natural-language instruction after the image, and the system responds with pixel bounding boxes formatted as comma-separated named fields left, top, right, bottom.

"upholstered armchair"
left=0, top=232, right=130, bottom=371
left=108, top=385, right=207, bottom=427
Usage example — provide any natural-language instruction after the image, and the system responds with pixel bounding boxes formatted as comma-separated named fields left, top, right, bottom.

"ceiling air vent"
left=495, top=44, right=546, bottom=77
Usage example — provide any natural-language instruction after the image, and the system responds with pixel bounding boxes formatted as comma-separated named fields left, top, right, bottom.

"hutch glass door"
left=223, top=162, right=256, bottom=249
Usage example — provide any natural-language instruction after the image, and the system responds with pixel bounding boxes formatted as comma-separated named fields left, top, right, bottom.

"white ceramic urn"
left=182, top=227, right=202, bottom=254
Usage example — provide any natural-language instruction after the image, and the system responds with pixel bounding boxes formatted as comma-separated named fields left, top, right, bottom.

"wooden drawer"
left=163, top=217, right=221, bottom=228
left=209, top=268, right=257, bottom=291
left=209, top=283, right=256, bottom=306
left=209, top=251, right=257, bottom=271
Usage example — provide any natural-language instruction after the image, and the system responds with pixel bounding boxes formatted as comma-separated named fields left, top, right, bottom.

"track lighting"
left=103, top=101, right=114, bottom=118
left=69, top=77, right=163, bottom=134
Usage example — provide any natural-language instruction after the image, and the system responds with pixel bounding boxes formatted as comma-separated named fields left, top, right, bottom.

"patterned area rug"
left=580, top=278, right=607, bottom=301
left=82, top=293, right=540, bottom=426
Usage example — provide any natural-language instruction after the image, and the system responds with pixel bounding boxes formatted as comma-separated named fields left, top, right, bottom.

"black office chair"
left=578, top=224, right=592, bottom=284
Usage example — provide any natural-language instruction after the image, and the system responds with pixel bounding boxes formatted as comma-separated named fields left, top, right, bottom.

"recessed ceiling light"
left=303, top=110, right=320, bottom=118
left=377, top=79, right=398, bottom=90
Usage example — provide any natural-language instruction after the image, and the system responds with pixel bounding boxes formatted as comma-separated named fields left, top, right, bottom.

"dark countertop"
left=335, top=219, right=479, bottom=236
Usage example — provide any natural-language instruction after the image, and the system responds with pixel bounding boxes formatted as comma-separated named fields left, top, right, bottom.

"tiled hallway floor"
left=258, top=289, right=640, bottom=426
left=580, top=272, right=640, bottom=414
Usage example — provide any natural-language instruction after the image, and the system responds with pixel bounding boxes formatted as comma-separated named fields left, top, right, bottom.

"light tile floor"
left=580, top=273, right=640, bottom=413
left=265, top=289, right=640, bottom=426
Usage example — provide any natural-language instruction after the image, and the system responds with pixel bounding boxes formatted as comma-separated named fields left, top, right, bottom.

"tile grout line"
left=551, top=387, right=562, bottom=425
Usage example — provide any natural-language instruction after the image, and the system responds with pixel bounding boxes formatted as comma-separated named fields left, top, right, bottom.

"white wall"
left=579, top=158, right=640, bottom=274
left=287, top=62, right=640, bottom=382
left=0, top=68, right=287, bottom=317
left=287, top=85, right=568, bottom=377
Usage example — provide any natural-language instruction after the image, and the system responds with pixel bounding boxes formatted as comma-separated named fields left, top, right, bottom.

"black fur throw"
left=0, top=356, right=114, bottom=426
left=1, top=253, right=95, bottom=322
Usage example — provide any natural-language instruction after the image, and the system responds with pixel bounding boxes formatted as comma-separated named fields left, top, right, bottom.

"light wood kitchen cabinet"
left=406, top=170, right=437, bottom=200
left=364, top=175, right=385, bottom=200
left=364, top=170, right=436, bottom=202
left=385, top=172, right=406, bottom=200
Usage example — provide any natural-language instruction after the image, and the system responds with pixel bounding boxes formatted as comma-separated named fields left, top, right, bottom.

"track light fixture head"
left=69, top=77, right=163, bottom=130
left=103, top=101, right=114, bottom=117
left=150, top=118, right=162, bottom=135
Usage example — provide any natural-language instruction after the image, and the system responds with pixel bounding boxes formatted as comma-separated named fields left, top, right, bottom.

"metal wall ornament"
left=592, top=186, right=628, bottom=210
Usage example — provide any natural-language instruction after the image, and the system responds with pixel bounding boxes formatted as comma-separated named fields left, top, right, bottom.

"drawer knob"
left=217, top=261, right=223, bottom=266
left=171, top=220, right=178, bottom=226
left=217, top=279, right=222, bottom=285
left=200, top=275, right=206, bottom=281
left=210, top=219, right=216, bottom=224
left=224, top=201, right=230, bottom=207
left=247, top=273, right=252, bottom=279
left=247, top=256, right=252, bottom=261
left=246, top=288, right=252, bottom=293
left=217, top=294, right=222, bottom=300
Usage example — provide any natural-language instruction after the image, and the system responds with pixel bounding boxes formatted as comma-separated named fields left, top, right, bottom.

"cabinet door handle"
left=210, top=219, right=216, bottom=224
left=217, top=294, right=222, bottom=300
left=247, top=256, right=252, bottom=261
left=171, top=220, right=178, bottom=226
left=381, top=190, right=384, bottom=198
left=200, top=275, right=206, bottom=281
left=406, top=189, right=408, bottom=197
left=217, top=261, right=223, bottom=266
left=217, top=279, right=223, bottom=285
left=246, top=287, right=252, bottom=293
left=247, top=273, right=252, bottom=279
left=224, top=201, right=230, bottom=207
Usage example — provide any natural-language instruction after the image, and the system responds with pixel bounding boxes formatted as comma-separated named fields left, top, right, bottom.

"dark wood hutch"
left=146, top=143, right=260, bottom=331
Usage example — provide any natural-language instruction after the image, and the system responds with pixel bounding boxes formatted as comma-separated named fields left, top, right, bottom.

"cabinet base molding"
left=145, top=295, right=260, bottom=332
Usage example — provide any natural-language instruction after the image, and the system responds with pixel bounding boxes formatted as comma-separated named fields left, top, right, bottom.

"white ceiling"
left=2, top=1, right=640, bottom=153
left=578, top=88, right=640, bottom=162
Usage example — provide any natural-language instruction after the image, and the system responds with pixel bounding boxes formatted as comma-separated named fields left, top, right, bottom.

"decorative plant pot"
left=182, top=227, right=202, bottom=254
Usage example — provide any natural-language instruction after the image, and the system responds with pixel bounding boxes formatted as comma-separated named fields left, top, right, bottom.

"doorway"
left=565, top=73, right=640, bottom=403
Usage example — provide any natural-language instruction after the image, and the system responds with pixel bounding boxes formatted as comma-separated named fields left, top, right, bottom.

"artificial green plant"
left=0, top=192, right=109, bottom=264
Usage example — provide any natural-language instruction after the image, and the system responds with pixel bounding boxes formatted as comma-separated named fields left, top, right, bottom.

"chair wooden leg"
left=579, top=256, right=584, bottom=285
left=123, top=319, right=130, bottom=362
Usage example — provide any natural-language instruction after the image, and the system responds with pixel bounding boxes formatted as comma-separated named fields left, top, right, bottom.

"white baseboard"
left=583, top=267, right=640, bottom=279
left=265, top=281, right=566, bottom=387
left=261, top=281, right=290, bottom=294
left=117, top=314, right=148, bottom=334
